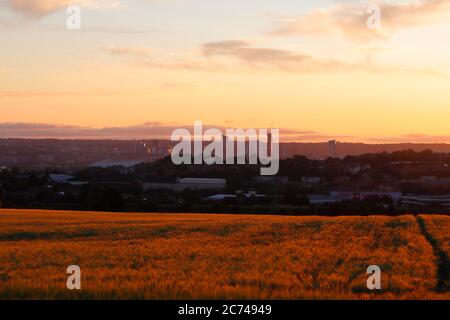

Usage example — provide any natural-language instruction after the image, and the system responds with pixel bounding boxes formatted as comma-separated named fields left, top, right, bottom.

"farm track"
left=416, top=216, right=450, bottom=292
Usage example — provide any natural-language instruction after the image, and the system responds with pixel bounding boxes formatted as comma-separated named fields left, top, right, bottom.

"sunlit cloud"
left=7, top=122, right=450, bottom=143
left=0, top=83, right=192, bottom=98
left=202, top=40, right=312, bottom=65
left=0, top=122, right=323, bottom=140
left=101, top=45, right=153, bottom=56
left=271, top=0, right=450, bottom=41
left=100, top=39, right=448, bottom=77
left=368, top=133, right=450, bottom=144
left=5, top=0, right=125, bottom=16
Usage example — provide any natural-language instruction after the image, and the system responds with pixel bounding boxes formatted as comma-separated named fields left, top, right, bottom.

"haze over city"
left=1, top=0, right=450, bottom=142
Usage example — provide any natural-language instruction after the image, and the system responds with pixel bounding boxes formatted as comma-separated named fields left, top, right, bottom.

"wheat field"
left=419, top=215, right=450, bottom=257
left=0, top=209, right=448, bottom=299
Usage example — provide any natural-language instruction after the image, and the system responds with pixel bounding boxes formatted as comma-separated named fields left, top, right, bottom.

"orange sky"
left=1, top=0, right=450, bottom=142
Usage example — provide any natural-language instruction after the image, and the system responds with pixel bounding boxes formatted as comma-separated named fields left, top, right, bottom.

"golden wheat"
left=0, top=209, right=448, bottom=299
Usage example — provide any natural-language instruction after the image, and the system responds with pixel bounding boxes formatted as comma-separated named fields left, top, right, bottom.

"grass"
left=0, top=209, right=448, bottom=300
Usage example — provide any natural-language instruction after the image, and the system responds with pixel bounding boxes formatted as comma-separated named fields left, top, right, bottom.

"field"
left=418, top=215, right=450, bottom=291
left=0, top=209, right=448, bottom=299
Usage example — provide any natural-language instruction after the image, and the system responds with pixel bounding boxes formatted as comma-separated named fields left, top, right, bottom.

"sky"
left=1, top=0, right=450, bottom=142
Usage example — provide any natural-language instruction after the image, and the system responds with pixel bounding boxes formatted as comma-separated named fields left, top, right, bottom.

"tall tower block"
left=328, top=140, right=337, bottom=158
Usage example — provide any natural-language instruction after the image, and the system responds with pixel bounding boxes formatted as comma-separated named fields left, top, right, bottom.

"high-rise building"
left=328, top=140, right=337, bottom=158
left=268, top=132, right=272, bottom=157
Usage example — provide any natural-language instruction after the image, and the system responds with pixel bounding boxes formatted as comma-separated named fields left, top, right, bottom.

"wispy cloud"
left=0, top=83, right=192, bottom=98
left=96, top=38, right=448, bottom=77
left=202, top=40, right=313, bottom=66
left=207, top=40, right=446, bottom=76
left=4, top=0, right=125, bottom=17
left=368, top=133, right=450, bottom=144
left=101, top=45, right=153, bottom=56
left=281, top=134, right=353, bottom=142
left=109, top=40, right=350, bottom=73
left=4, top=122, right=450, bottom=143
left=271, top=0, right=450, bottom=41
left=0, top=122, right=323, bottom=140
left=0, top=122, right=189, bottom=139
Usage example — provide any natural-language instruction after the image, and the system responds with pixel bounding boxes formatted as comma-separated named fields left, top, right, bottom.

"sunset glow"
left=1, top=0, right=450, bottom=142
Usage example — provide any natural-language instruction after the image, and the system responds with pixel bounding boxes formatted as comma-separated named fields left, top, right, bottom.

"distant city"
left=2, top=138, right=450, bottom=214
left=3, top=138, right=450, bottom=169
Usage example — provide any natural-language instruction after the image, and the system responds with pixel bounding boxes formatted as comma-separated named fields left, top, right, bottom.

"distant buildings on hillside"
left=143, top=178, right=226, bottom=191
left=308, top=191, right=402, bottom=205
left=5, top=138, right=450, bottom=170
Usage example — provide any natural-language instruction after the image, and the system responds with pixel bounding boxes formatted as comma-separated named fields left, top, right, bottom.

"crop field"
left=419, top=215, right=450, bottom=258
left=418, top=215, right=450, bottom=291
left=0, top=209, right=448, bottom=299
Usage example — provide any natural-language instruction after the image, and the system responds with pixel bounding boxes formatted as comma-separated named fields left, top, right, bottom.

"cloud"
left=81, top=26, right=158, bottom=34
left=5, top=0, right=124, bottom=17
left=0, top=122, right=324, bottom=140
left=202, top=40, right=312, bottom=66
left=0, top=122, right=186, bottom=139
left=0, top=90, right=131, bottom=97
left=101, top=45, right=153, bottom=56
left=271, top=0, right=450, bottom=41
left=5, top=0, right=73, bottom=16
left=199, top=40, right=354, bottom=73
left=0, top=123, right=76, bottom=130
left=281, top=134, right=353, bottom=142
left=368, top=133, right=450, bottom=144
left=98, top=39, right=449, bottom=77
left=102, top=40, right=324, bottom=73
left=0, top=83, right=192, bottom=98
left=199, top=40, right=447, bottom=76
left=5, top=122, right=450, bottom=143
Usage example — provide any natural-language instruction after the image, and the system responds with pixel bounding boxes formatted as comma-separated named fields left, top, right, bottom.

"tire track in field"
left=416, top=216, right=450, bottom=292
